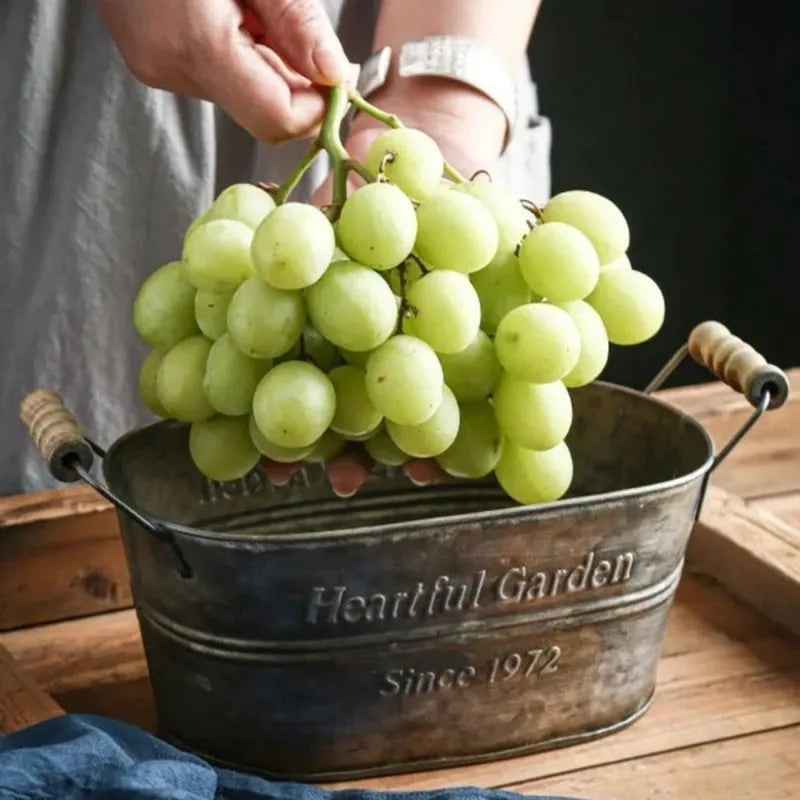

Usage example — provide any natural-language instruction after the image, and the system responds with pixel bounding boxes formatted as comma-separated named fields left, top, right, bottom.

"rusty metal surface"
left=104, top=382, right=713, bottom=779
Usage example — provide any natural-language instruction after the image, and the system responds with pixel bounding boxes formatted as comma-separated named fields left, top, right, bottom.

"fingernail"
left=332, top=486, right=358, bottom=499
left=313, top=45, right=350, bottom=83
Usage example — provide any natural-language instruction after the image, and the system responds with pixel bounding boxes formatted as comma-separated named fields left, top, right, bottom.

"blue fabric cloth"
left=0, top=714, right=584, bottom=800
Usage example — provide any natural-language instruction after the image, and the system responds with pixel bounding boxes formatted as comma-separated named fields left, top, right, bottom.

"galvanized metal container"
left=20, top=321, right=790, bottom=780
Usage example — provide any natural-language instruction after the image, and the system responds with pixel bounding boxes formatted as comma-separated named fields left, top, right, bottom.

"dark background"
left=527, top=0, right=798, bottom=390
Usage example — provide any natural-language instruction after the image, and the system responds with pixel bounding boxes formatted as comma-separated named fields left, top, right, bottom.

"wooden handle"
left=688, top=322, right=790, bottom=410
left=19, top=389, right=94, bottom=482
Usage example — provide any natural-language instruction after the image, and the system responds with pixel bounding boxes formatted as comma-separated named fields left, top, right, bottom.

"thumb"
left=249, top=0, right=351, bottom=85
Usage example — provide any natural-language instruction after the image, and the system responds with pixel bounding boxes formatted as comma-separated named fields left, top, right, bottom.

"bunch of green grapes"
left=132, top=111, right=665, bottom=505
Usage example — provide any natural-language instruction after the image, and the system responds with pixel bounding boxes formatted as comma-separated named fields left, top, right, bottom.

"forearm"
left=350, top=0, right=541, bottom=172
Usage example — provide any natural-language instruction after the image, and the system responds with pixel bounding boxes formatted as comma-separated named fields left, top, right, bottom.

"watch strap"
left=355, top=36, right=518, bottom=147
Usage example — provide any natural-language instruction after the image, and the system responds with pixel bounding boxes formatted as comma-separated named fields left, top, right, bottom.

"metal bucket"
left=20, top=321, right=790, bottom=780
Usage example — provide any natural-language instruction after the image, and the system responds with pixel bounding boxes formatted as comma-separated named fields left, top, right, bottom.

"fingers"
left=262, top=450, right=445, bottom=498
left=404, top=459, right=446, bottom=487
left=260, top=458, right=303, bottom=485
left=196, top=33, right=327, bottom=143
left=325, top=450, right=374, bottom=498
left=248, top=0, right=351, bottom=85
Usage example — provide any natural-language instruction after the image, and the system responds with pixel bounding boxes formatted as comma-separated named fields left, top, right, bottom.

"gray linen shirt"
left=0, top=0, right=550, bottom=495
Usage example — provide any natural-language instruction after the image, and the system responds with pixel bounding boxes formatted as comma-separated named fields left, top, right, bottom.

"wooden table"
left=2, top=372, right=799, bottom=798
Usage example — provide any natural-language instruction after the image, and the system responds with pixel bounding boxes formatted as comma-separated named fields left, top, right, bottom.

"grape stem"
left=320, top=85, right=353, bottom=217
left=520, top=199, right=544, bottom=220
left=407, top=252, right=430, bottom=275
left=342, top=158, right=374, bottom=184
left=346, top=88, right=469, bottom=184
left=274, top=142, right=322, bottom=204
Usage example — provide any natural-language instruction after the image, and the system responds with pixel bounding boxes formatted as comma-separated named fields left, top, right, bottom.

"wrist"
left=348, top=79, right=507, bottom=176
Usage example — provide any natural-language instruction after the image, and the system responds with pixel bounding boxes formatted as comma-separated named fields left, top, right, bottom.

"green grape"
left=248, top=415, right=313, bottom=462
left=365, top=427, right=409, bottom=466
left=414, top=189, right=499, bottom=273
left=138, top=348, right=169, bottom=417
left=252, top=361, right=336, bottom=448
left=556, top=300, right=609, bottom=388
left=470, top=252, right=532, bottom=334
left=227, top=276, right=305, bottom=359
left=386, top=258, right=425, bottom=295
left=495, top=440, right=573, bottom=505
left=304, top=429, right=346, bottom=463
left=518, top=221, right=600, bottom=302
left=436, top=400, right=502, bottom=478
left=364, top=128, right=444, bottom=201
left=343, top=422, right=383, bottom=442
left=403, top=270, right=481, bottom=354
left=251, top=202, right=334, bottom=290
left=339, top=347, right=371, bottom=368
left=182, top=219, right=255, bottom=291
left=587, top=269, right=665, bottom=346
left=338, top=183, right=417, bottom=270
left=205, top=183, right=276, bottom=229
left=155, top=335, right=215, bottom=422
left=387, top=385, right=459, bottom=458
left=194, top=289, right=233, bottom=340
left=306, top=260, right=397, bottom=351
left=600, top=253, right=632, bottom=272
left=455, top=180, right=528, bottom=254
left=494, top=303, right=580, bottom=383
left=203, top=333, right=271, bottom=416
left=303, top=325, right=343, bottom=371
left=133, top=261, right=199, bottom=348
left=365, top=335, right=444, bottom=425
left=493, top=373, right=572, bottom=451
left=328, top=364, right=383, bottom=438
left=542, top=190, right=629, bottom=264
left=189, top=415, right=260, bottom=481
left=438, top=331, right=501, bottom=402
left=181, top=211, right=210, bottom=259
left=328, top=365, right=383, bottom=438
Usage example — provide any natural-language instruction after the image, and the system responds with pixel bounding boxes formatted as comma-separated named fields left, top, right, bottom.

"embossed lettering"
left=498, top=567, right=526, bottom=601
left=542, top=645, right=561, bottom=673
left=437, top=669, right=455, bottom=689
left=415, top=670, right=437, bottom=694
left=306, top=553, right=637, bottom=627
left=342, top=595, right=366, bottom=623
left=306, top=586, right=345, bottom=624
left=380, top=646, right=560, bottom=697
left=566, top=552, right=594, bottom=591
left=390, top=591, right=408, bottom=619
left=427, top=576, right=450, bottom=615
left=365, top=593, right=387, bottom=622
left=550, top=568, right=568, bottom=596
left=407, top=583, right=425, bottom=617
left=591, top=559, right=612, bottom=587
left=379, top=670, right=402, bottom=696
left=244, top=468, right=265, bottom=495
left=470, top=570, right=486, bottom=608
left=613, top=552, right=635, bottom=583
left=525, top=572, right=548, bottom=600
left=456, top=666, right=476, bottom=688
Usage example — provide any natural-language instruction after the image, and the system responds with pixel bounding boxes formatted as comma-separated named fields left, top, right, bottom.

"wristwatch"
left=355, top=36, right=519, bottom=149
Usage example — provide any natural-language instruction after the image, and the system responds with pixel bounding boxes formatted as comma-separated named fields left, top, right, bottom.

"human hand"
left=94, top=0, right=355, bottom=143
